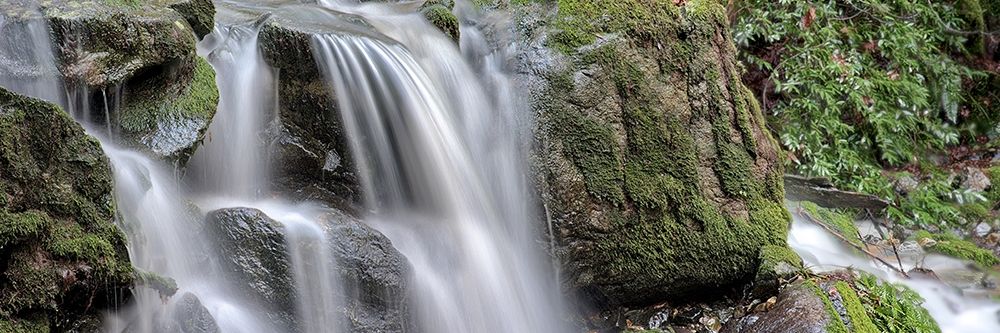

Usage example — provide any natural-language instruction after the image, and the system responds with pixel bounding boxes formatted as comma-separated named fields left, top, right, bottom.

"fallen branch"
left=785, top=175, right=891, bottom=211
left=795, top=207, right=909, bottom=278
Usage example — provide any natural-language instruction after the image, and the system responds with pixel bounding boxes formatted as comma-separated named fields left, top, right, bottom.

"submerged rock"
left=0, top=87, right=133, bottom=330
left=205, top=207, right=411, bottom=332
left=522, top=0, right=792, bottom=308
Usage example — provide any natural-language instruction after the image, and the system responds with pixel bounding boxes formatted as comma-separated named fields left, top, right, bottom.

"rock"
left=172, top=292, right=220, bottom=333
left=962, top=167, right=992, bottom=193
left=721, top=282, right=830, bottom=333
left=785, top=175, right=890, bottom=210
left=976, top=222, right=993, bottom=237
left=205, top=208, right=295, bottom=320
left=205, top=207, right=411, bottom=332
left=893, top=173, right=920, bottom=195
left=214, top=3, right=366, bottom=209
left=526, top=0, right=791, bottom=308
left=751, top=245, right=804, bottom=298
left=39, top=0, right=219, bottom=163
left=0, top=87, right=133, bottom=330
left=166, top=0, right=217, bottom=39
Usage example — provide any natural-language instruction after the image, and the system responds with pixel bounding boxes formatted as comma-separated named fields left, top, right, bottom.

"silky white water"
left=312, top=1, right=568, bottom=332
left=789, top=213, right=1000, bottom=333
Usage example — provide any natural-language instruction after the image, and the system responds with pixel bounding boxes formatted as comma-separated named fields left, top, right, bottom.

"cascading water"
left=311, top=1, right=568, bottom=331
left=789, top=212, right=1000, bottom=333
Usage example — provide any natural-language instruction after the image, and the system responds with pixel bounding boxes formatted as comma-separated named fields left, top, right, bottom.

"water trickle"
left=311, top=2, right=568, bottom=331
left=187, top=19, right=276, bottom=200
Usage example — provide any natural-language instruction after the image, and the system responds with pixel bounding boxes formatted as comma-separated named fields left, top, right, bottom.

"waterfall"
left=187, top=20, right=276, bottom=200
left=311, top=2, right=568, bottom=331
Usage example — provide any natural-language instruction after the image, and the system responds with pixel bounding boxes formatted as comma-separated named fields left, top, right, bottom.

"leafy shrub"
left=731, top=0, right=989, bottom=226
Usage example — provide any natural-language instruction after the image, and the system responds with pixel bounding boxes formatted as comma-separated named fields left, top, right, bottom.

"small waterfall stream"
left=789, top=213, right=1000, bottom=333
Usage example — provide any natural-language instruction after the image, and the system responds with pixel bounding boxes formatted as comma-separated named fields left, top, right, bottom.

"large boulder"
left=0, top=87, right=133, bottom=331
left=37, top=0, right=218, bottom=163
left=205, top=207, right=410, bottom=332
left=523, top=0, right=792, bottom=308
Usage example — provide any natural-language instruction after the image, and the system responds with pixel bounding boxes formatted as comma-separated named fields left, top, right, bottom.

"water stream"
left=789, top=212, right=1000, bottom=333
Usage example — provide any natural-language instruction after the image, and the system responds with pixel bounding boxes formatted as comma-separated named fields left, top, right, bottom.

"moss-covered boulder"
left=26, top=0, right=219, bottom=163
left=0, top=87, right=132, bottom=331
left=524, top=0, right=791, bottom=307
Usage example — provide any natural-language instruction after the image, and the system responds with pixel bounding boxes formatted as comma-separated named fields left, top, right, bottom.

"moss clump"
left=422, top=4, right=460, bottom=41
left=986, top=166, right=1000, bottom=204
left=0, top=210, right=53, bottom=248
left=167, top=0, right=216, bottom=39
left=0, top=315, right=49, bottom=333
left=800, top=202, right=864, bottom=248
left=118, top=57, right=218, bottom=134
left=913, top=230, right=1000, bottom=267
left=834, top=281, right=880, bottom=333
left=549, top=0, right=682, bottom=52
left=134, top=269, right=179, bottom=297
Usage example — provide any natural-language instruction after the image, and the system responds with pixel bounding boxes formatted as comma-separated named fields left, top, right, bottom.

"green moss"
left=0, top=315, right=49, bottom=333
left=804, top=280, right=849, bottom=333
left=800, top=202, right=864, bottom=248
left=422, top=5, right=460, bottom=41
left=540, top=0, right=790, bottom=303
left=987, top=166, right=1000, bottom=204
left=758, top=245, right=803, bottom=273
left=835, top=281, right=880, bottom=333
left=0, top=251, right=59, bottom=314
left=913, top=230, right=1000, bottom=267
left=118, top=57, right=218, bottom=134
left=134, top=269, right=179, bottom=297
left=0, top=210, right=53, bottom=248
left=544, top=71, right=626, bottom=205
left=957, top=0, right=987, bottom=55
left=549, top=0, right=681, bottom=53
left=47, top=222, right=132, bottom=281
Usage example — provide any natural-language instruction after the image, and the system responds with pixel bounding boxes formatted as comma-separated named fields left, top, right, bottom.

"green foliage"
left=852, top=272, right=941, bottom=333
left=913, top=230, right=1000, bottom=266
left=733, top=0, right=984, bottom=227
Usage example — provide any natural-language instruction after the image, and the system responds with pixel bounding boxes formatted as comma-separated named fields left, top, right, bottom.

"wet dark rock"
left=205, top=208, right=294, bottom=314
left=721, top=282, right=830, bottom=333
left=172, top=292, right=221, bottom=333
left=235, top=4, right=370, bottom=209
left=205, top=207, right=411, bottom=332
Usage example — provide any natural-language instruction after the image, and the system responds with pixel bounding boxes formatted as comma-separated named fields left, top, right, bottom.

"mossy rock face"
left=527, top=0, right=790, bottom=306
left=15, top=0, right=220, bottom=162
left=0, top=87, right=132, bottom=330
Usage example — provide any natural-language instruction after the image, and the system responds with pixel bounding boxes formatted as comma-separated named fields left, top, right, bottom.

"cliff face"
left=522, top=0, right=792, bottom=308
